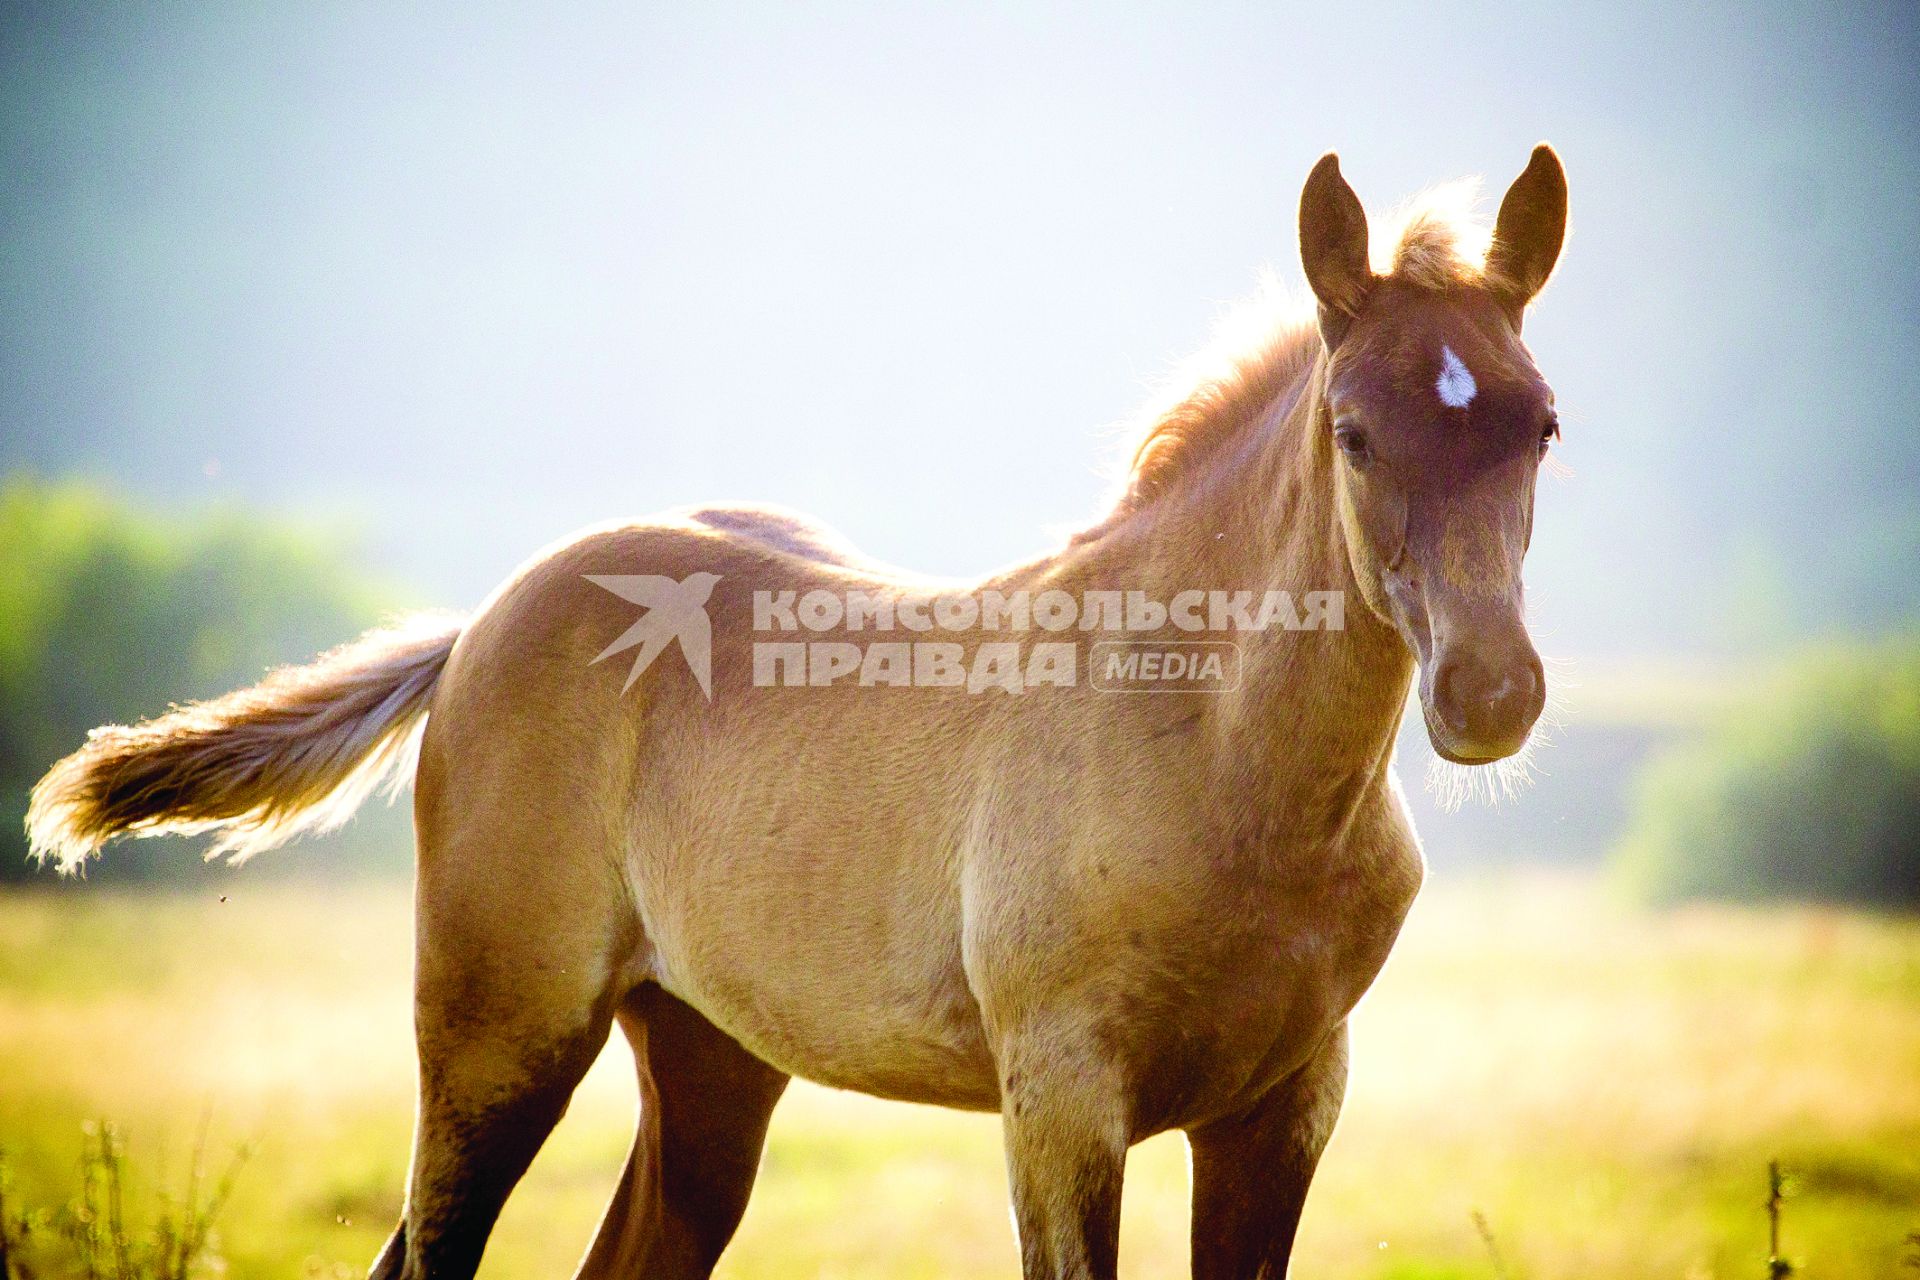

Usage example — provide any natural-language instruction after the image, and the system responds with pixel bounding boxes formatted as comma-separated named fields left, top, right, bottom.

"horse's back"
left=676, top=503, right=926, bottom=580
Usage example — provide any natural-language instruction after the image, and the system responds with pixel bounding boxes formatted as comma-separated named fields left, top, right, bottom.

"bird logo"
left=584, top=571, right=722, bottom=698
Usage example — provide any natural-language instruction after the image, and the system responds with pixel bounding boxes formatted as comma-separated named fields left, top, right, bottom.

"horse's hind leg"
left=575, top=986, right=789, bottom=1279
left=369, top=802, right=635, bottom=1280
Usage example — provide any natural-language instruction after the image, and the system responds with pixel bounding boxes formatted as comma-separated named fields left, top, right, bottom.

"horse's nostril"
left=1434, top=653, right=1543, bottom=740
left=1486, top=673, right=1513, bottom=705
left=1486, top=666, right=1535, bottom=716
left=1434, top=661, right=1480, bottom=730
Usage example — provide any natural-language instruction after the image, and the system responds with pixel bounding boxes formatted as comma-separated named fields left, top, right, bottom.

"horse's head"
left=1298, top=147, right=1567, bottom=764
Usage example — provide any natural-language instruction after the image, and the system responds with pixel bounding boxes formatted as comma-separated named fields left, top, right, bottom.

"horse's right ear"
left=1299, top=153, right=1373, bottom=346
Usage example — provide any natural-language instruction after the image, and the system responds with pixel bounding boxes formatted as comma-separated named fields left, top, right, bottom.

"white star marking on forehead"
left=1435, top=345, right=1477, bottom=410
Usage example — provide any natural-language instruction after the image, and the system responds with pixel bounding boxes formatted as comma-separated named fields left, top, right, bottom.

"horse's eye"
left=1334, top=423, right=1369, bottom=464
left=1539, top=417, right=1560, bottom=451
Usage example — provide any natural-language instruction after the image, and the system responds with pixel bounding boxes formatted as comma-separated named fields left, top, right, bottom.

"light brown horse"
left=28, top=147, right=1568, bottom=1280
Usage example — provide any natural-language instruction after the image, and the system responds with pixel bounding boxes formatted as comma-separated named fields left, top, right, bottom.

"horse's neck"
left=1074, top=347, right=1415, bottom=831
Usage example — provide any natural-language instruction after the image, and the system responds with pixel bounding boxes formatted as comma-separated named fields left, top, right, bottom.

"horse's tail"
left=26, top=613, right=465, bottom=875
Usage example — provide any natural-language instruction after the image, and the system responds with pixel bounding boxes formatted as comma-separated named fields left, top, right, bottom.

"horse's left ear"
left=1486, top=144, right=1568, bottom=311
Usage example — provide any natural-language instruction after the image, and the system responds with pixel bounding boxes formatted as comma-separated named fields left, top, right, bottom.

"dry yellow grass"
left=0, top=871, right=1914, bottom=1278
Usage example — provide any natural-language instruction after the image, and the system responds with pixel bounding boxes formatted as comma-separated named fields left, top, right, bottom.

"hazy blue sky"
left=4, top=1, right=1917, bottom=656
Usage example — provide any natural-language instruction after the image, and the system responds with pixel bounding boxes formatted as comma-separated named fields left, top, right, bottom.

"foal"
left=30, top=147, right=1569, bottom=1279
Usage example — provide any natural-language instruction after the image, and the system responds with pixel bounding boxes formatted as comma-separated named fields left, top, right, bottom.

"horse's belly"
left=653, top=959, right=1001, bottom=1110
left=638, top=872, right=1001, bottom=1111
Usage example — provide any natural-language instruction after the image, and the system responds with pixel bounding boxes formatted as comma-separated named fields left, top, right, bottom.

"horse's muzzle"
left=1422, top=642, right=1545, bottom=763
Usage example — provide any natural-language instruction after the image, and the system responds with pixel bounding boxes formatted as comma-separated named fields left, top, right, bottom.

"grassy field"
left=0, top=872, right=1915, bottom=1279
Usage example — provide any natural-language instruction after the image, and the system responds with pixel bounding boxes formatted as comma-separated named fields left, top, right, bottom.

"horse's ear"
left=1299, top=153, right=1373, bottom=345
left=1486, top=144, right=1568, bottom=311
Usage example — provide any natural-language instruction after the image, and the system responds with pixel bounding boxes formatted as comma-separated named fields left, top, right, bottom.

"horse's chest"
left=1108, top=840, right=1421, bottom=1133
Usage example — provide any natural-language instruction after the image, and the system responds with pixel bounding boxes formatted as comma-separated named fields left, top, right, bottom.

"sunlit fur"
left=1098, top=180, right=1498, bottom=531
left=1376, top=179, right=1492, bottom=290
left=26, top=613, right=461, bottom=872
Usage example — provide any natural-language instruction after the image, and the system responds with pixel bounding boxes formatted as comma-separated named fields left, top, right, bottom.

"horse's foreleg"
left=574, top=986, right=788, bottom=1280
left=996, top=1039, right=1129, bottom=1280
left=1185, top=1023, right=1350, bottom=1280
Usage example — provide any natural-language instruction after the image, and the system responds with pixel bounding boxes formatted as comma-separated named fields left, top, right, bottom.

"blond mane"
left=1092, top=180, right=1492, bottom=530
left=1377, top=179, right=1492, bottom=291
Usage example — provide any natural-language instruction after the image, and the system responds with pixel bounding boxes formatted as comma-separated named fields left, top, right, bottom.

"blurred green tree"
left=0, top=477, right=411, bottom=882
left=1614, top=636, right=1920, bottom=907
